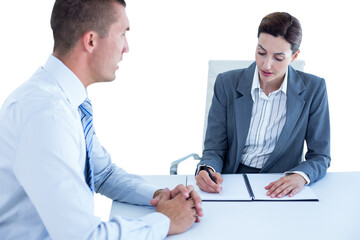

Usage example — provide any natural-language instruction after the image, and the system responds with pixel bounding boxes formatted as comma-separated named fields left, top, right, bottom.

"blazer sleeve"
left=198, top=73, right=229, bottom=172
left=292, top=77, right=331, bottom=182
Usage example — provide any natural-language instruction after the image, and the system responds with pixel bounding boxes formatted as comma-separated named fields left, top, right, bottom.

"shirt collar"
left=251, top=66, right=288, bottom=102
left=42, top=55, right=87, bottom=107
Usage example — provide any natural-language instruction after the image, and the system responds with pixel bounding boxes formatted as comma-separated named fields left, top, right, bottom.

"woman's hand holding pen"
left=195, top=167, right=223, bottom=193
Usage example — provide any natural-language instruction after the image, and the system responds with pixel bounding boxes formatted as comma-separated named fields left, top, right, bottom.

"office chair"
left=170, top=60, right=305, bottom=175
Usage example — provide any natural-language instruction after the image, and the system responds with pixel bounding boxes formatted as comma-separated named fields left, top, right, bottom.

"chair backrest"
left=202, top=60, right=305, bottom=146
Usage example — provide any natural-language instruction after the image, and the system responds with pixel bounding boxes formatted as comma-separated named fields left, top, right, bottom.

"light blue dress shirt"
left=0, top=55, right=170, bottom=240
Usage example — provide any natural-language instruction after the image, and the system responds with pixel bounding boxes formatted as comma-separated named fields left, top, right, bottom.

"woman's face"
left=255, top=33, right=299, bottom=87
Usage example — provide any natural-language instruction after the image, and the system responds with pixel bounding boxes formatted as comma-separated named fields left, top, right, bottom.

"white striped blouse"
left=241, top=66, right=288, bottom=169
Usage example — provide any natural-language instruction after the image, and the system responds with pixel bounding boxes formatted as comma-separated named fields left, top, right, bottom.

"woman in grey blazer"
left=196, top=12, right=330, bottom=198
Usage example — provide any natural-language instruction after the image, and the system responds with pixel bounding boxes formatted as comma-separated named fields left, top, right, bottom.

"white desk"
left=110, top=172, right=360, bottom=240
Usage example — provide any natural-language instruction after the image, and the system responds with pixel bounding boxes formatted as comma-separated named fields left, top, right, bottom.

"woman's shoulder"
left=291, top=67, right=324, bottom=82
left=289, top=68, right=328, bottom=99
left=216, top=63, right=256, bottom=87
left=218, top=63, right=255, bottom=79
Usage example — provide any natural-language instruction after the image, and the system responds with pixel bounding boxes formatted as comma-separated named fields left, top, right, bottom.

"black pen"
left=204, top=165, right=222, bottom=194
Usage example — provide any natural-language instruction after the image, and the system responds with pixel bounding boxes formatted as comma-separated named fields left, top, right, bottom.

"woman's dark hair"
left=258, top=12, right=302, bottom=54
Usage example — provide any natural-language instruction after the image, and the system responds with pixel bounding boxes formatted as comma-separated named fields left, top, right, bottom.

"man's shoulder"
left=3, top=68, right=69, bottom=119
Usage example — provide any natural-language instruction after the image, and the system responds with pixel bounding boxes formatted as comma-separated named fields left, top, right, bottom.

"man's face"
left=90, top=3, right=129, bottom=83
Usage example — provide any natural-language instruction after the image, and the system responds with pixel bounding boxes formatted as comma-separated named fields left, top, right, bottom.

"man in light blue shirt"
left=0, top=0, right=202, bottom=239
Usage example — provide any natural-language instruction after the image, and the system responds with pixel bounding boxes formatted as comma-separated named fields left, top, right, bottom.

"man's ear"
left=82, top=31, right=97, bottom=53
left=291, top=49, right=300, bottom=62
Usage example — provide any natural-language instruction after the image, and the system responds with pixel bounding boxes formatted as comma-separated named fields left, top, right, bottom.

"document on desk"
left=246, top=173, right=319, bottom=201
left=187, top=174, right=252, bottom=201
left=187, top=173, right=319, bottom=201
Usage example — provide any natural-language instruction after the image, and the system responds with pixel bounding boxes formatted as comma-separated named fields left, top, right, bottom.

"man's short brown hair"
left=51, top=0, right=126, bottom=56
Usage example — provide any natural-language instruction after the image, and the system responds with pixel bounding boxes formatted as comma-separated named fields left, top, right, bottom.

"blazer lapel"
left=262, top=66, right=306, bottom=172
left=233, top=63, right=256, bottom=173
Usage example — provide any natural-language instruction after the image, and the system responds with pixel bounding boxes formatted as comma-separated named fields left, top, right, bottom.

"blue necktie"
left=79, top=98, right=95, bottom=192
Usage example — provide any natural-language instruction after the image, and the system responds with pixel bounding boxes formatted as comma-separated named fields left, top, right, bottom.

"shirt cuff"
left=285, top=171, right=310, bottom=185
left=195, top=164, right=215, bottom=175
left=110, top=212, right=170, bottom=239
left=139, top=212, right=170, bottom=239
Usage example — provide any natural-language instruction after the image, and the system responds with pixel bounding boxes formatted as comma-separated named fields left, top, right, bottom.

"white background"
left=1, top=0, right=359, bottom=221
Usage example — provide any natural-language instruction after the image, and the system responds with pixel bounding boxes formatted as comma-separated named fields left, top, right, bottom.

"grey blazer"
left=199, top=62, right=331, bottom=183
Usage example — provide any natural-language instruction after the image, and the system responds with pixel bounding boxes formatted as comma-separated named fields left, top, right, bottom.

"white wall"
left=1, top=0, right=359, bottom=177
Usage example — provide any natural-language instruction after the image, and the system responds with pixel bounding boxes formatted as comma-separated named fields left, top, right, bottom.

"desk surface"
left=110, top=172, right=360, bottom=240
